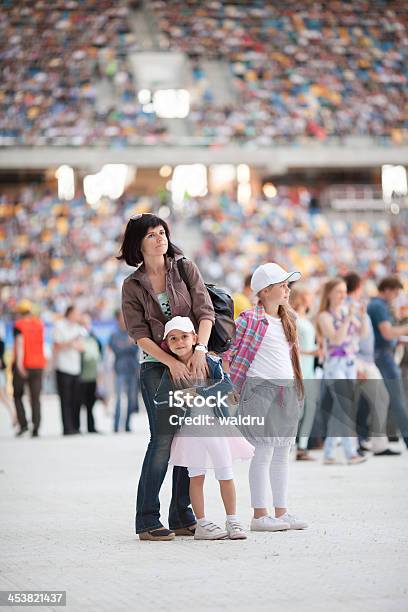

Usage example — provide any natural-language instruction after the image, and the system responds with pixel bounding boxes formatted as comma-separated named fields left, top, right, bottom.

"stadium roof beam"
left=0, top=145, right=407, bottom=170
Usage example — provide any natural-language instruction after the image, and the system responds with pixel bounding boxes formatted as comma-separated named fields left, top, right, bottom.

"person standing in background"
left=108, top=310, right=140, bottom=433
left=343, top=272, right=399, bottom=456
left=397, top=303, right=408, bottom=415
left=290, top=286, right=321, bottom=461
left=12, top=300, right=46, bottom=438
left=76, top=313, right=102, bottom=434
left=232, top=274, right=253, bottom=319
left=368, top=276, right=408, bottom=450
left=317, top=278, right=367, bottom=465
left=53, top=305, right=86, bottom=436
left=1, top=327, right=16, bottom=427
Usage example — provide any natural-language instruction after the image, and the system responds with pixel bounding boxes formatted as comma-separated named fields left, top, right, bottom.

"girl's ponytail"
left=278, top=304, right=304, bottom=400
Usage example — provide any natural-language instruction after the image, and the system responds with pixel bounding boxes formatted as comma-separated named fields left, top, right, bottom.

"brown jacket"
left=121, top=255, right=215, bottom=345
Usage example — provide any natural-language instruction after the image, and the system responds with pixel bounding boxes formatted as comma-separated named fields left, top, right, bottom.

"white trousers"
left=249, top=445, right=291, bottom=508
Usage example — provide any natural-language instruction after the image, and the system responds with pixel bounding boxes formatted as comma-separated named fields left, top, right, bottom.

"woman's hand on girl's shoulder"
left=168, top=359, right=192, bottom=385
left=188, top=350, right=209, bottom=380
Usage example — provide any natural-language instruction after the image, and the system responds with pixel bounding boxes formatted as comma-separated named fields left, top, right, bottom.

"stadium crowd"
left=0, top=0, right=167, bottom=146
left=0, top=185, right=132, bottom=320
left=192, top=189, right=408, bottom=294
left=1, top=184, right=408, bottom=322
left=153, top=0, right=408, bottom=144
left=1, top=0, right=407, bottom=146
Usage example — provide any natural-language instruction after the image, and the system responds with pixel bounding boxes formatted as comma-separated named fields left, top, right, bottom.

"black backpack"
left=177, top=258, right=236, bottom=354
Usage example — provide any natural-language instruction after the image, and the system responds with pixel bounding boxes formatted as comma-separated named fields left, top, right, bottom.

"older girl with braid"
left=223, top=263, right=308, bottom=532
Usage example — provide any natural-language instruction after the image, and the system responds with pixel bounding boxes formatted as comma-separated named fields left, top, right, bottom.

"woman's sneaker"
left=250, top=515, right=290, bottom=532
left=296, top=449, right=316, bottom=461
left=194, top=520, right=228, bottom=540
left=278, top=512, right=308, bottom=530
left=226, top=518, right=247, bottom=540
left=348, top=455, right=367, bottom=465
left=323, top=457, right=338, bottom=465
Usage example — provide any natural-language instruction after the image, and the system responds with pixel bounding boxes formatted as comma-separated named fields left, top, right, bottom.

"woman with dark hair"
left=119, top=213, right=215, bottom=541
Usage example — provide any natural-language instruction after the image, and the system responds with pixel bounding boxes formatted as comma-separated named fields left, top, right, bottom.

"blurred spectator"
left=316, top=278, right=367, bottom=464
left=290, top=285, right=320, bottom=460
left=344, top=272, right=398, bottom=456
left=53, top=305, right=86, bottom=436
left=367, top=276, right=408, bottom=449
left=108, top=309, right=139, bottom=433
left=76, top=313, right=103, bottom=434
left=0, top=328, right=16, bottom=426
left=12, top=300, right=46, bottom=437
left=232, top=273, right=253, bottom=319
left=398, top=304, right=408, bottom=412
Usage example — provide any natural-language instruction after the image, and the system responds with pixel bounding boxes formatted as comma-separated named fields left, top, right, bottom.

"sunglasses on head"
left=130, top=212, right=154, bottom=220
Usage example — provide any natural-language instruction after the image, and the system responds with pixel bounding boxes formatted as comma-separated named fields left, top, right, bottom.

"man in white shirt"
left=53, top=305, right=86, bottom=435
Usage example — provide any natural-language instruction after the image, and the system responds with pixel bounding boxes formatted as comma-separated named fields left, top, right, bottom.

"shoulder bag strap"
left=176, top=257, right=190, bottom=288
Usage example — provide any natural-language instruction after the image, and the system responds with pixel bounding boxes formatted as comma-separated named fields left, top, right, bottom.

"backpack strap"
left=176, top=257, right=190, bottom=288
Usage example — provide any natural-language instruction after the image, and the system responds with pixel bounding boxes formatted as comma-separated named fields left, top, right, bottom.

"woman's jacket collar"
left=129, top=255, right=184, bottom=292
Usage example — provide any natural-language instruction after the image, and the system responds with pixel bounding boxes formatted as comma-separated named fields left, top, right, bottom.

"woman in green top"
left=290, top=286, right=321, bottom=461
left=119, top=213, right=215, bottom=541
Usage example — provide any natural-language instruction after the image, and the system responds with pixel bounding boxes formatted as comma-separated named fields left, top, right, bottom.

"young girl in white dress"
left=154, top=316, right=254, bottom=540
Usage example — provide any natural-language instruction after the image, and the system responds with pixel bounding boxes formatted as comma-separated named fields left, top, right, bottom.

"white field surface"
left=1, top=394, right=407, bottom=612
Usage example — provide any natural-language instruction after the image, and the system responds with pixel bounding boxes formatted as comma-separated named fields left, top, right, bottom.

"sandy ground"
left=1, top=394, right=407, bottom=612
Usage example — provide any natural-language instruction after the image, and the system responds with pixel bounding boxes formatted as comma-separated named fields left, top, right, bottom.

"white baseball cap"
left=164, top=316, right=196, bottom=339
left=251, top=263, right=301, bottom=294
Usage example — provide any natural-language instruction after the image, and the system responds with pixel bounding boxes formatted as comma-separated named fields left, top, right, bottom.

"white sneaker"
left=226, top=518, right=247, bottom=540
left=250, top=515, right=290, bottom=532
left=194, top=520, right=228, bottom=540
left=278, top=512, right=308, bottom=530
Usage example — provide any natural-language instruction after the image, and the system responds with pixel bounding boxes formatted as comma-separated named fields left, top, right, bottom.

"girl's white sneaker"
left=278, top=512, right=308, bottom=530
left=194, top=520, right=228, bottom=540
left=250, top=515, right=290, bottom=532
left=226, top=518, right=247, bottom=540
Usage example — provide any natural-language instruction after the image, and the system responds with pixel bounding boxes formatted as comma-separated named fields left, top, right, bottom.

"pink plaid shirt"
left=223, top=305, right=269, bottom=392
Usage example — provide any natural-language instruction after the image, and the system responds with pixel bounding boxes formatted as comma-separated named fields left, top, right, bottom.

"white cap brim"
left=164, top=316, right=196, bottom=339
left=285, top=271, right=301, bottom=283
left=251, top=270, right=302, bottom=293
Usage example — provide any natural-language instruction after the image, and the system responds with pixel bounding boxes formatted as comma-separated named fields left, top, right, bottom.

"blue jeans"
left=374, top=348, right=408, bottom=447
left=135, top=362, right=195, bottom=534
left=114, top=370, right=139, bottom=432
